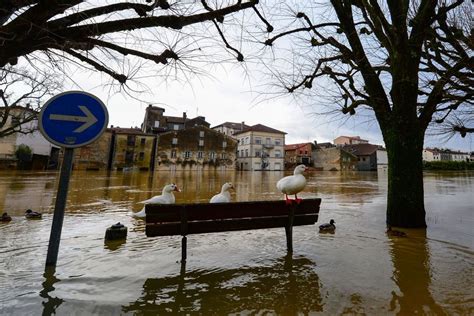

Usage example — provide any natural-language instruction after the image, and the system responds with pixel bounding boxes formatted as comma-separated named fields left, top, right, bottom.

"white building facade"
left=234, top=124, right=286, bottom=171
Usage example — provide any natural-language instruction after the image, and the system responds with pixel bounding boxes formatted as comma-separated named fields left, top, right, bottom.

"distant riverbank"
left=423, top=161, right=474, bottom=170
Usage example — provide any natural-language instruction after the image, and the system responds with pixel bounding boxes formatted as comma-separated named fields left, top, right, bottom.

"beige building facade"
left=234, top=124, right=286, bottom=171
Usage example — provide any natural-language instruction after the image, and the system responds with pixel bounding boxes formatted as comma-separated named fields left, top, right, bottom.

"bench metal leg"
left=181, top=236, right=187, bottom=262
left=286, top=205, right=295, bottom=253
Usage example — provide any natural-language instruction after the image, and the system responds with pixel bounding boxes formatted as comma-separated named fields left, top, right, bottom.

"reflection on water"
left=388, top=230, right=446, bottom=315
left=0, top=169, right=473, bottom=315
left=123, top=255, right=322, bottom=315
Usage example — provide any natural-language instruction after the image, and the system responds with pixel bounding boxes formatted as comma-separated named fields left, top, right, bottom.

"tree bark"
left=384, top=123, right=427, bottom=228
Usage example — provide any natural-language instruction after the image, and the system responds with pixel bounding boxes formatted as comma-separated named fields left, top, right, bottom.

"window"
left=266, top=138, right=271, bottom=145
left=299, top=150, right=303, bottom=154
left=173, top=124, right=179, bottom=130
left=256, top=151, right=261, bottom=157
left=240, top=150, right=244, bottom=157
left=210, top=152, right=216, bottom=160
left=127, top=135, right=136, bottom=146
left=245, top=149, right=249, bottom=157
left=199, top=139, right=204, bottom=146
left=245, top=137, right=249, bottom=144
left=255, top=138, right=261, bottom=145
left=197, top=151, right=203, bottom=159
left=275, top=150, right=281, bottom=158
left=172, top=137, right=178, bottom=145
left=138, top=152, right=145, bottom=161
left=221, top=153, right=226, bottom=159
left=154, top=120, right=160, bottom=128
left=184, top=151, right=191, bottom=159
left=199, top=131, right=205, bottom=137
left=275, top=139, right=281, bottom=145
left=305, top=150, right=308, bottom=155
left=171, top=150, right=177, bottom=158
left=362, top=157, right=366, bottom=161
left=222, top=141, right=227, bottom=148
left=140, top=138, right=146, bottom=145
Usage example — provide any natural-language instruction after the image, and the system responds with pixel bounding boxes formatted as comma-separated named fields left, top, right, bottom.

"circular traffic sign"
left=39, top=91, right=109, bottom=148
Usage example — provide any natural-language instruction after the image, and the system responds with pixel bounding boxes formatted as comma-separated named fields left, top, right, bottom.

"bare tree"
left=0, top=66, right=62, bottom=137
left=260, top=1, right=473, bottom=227
left=0, top=1, right=269, bottom=86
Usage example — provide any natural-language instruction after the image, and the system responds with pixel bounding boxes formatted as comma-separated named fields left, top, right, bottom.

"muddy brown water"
left=0, top=170, right=472, bottom=315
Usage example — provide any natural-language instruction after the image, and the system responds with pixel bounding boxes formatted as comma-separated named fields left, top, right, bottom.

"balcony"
left=263, top=144, right=274, bottom=149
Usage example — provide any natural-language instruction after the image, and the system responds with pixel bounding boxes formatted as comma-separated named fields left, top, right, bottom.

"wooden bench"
left=145, top=198, right=321, bottom=262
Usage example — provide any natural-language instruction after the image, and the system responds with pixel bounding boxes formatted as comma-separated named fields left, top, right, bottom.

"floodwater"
left=0, top=169, right=472, bottom=315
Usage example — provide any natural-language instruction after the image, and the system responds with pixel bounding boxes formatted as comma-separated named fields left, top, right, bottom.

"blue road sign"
left=39, top=91, right=109, bottom=148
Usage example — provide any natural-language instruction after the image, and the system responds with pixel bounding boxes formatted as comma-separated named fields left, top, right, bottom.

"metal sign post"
left=39, top=91, right=108, bottom=267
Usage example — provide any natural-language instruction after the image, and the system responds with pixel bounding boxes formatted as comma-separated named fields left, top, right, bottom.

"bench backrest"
left=146, top=198, right=321, bottom=237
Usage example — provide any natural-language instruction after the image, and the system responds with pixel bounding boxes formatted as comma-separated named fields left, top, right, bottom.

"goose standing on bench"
left=210, top=182, right=234, bottom=203
left=276, top=164, right=308, bottom=204
left=132, top=183, right=181, bottom=218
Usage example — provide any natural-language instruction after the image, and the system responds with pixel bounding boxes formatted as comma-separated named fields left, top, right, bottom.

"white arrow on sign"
left=49, top=105, right=98, bottom=133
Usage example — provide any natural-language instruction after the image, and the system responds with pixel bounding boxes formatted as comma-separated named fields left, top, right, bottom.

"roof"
left=165, top=116, right=186, bottom=124
left=343, top=143, right=378, bottom=156
left=108, top=127, right=154, bottom=136
left=212, top=121, right=250, bottom=130
left=284, top=143, right=313, bottom=151
left=233, top=124, right=286, bottom=135
left=335, top=135, right=369, bottom=142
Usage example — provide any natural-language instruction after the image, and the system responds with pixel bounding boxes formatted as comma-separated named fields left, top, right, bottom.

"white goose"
left=210, top=183, right=234, bottom=203
left=276, top=164, right=307, bottom=204
left=132, top=183, right=181, bottom=218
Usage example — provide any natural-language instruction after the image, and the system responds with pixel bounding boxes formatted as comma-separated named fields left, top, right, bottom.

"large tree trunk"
left=384, top=123, right=427, bottom=228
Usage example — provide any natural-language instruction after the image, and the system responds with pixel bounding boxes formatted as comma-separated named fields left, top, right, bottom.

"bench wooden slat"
left=146, top=214, right=318, bottom=237
left=146, top=199, right=321, bottom=223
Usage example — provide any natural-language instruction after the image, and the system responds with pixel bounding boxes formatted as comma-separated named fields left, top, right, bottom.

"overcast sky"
left=65, top=60, right=472, bottom=153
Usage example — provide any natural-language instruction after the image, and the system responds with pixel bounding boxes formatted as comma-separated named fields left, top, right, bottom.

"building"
left=343, top=143, right=380, bottom=171
left=284, top=142, right=316, bottom=168
left=155, top=126, right=237, bottom=171
left=108, top=127, right=156, bottom=171
left=0, top=106, right=58, bottom=169
left=212, top=121, right=250, bottom=138
left=422, top=148, right=441, bottom=162
left=71, top=131, right=113, bottom=170
left=234, top=124, right=286, bottom=171
left=376, top=148, right=388, bottom=171
left=141, top=105, right=209, bottom=134
left=334, top=136, right=369, bottom=146
left=70, top=127, right=156, bottom=171
left=312, top=147, right=358, bottom=171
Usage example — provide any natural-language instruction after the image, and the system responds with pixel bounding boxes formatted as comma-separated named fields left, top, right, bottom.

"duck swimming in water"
left=319, top=219, right=336, bottom=233
left=1, top=212, right=12, bottom=222
left=25, top=209, right=42, bottom=219
left=386, top=226, right=407, bottom=237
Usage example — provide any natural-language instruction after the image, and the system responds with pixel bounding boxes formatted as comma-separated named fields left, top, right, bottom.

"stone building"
left=334, top=135, right=369, bottom=146
left=109, top=127, right=156, bottom=171
left=142, top=105, right=209, bottom=134
left=313, top=147, right=358, bottom=171
left=155, top=126, right=237, bottom=171
left=212, top=121, right=250, bottom=138
left=70, top=127, right=156, bottom=171
left=343, top=143, right=380, bottom=171
left=71, top=131, right=112, bottom=170
left=234, top=124, right=286, bottom=171
left=284, top=142, right=316, bottom=169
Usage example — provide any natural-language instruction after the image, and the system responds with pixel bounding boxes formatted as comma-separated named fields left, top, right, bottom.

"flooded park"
left=0, top=169, right=473, bottom=315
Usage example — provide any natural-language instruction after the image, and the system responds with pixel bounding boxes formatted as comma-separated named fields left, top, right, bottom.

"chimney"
left=241, top=121, right=245, bottom=130
left=183, top=112, right=187, bottom=120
